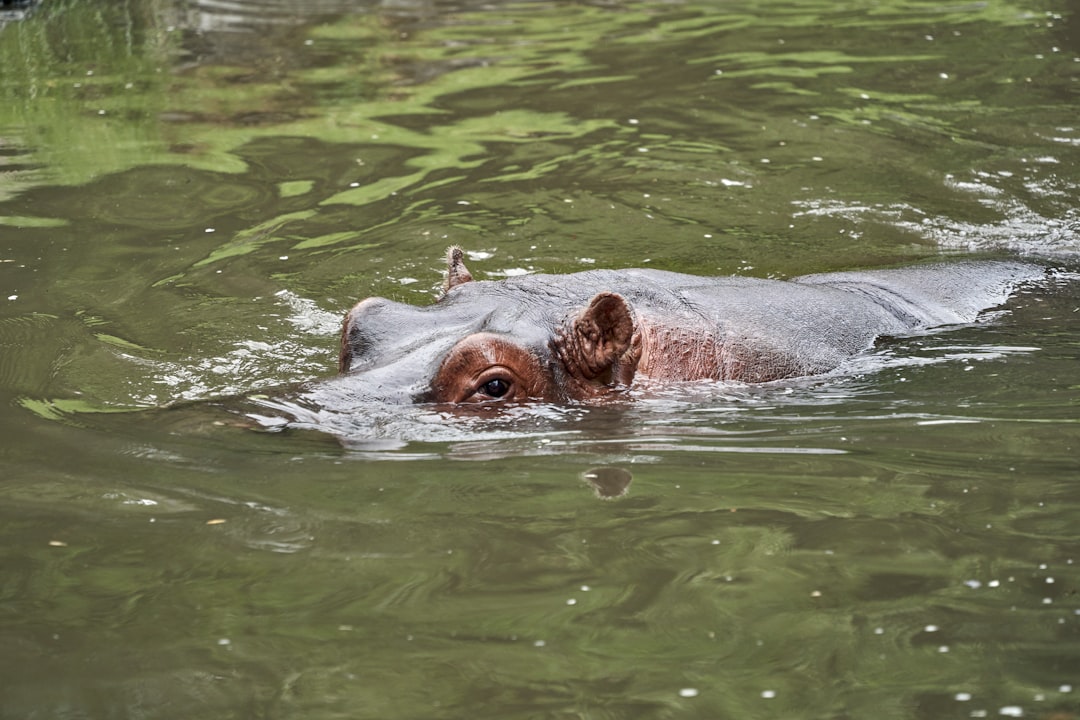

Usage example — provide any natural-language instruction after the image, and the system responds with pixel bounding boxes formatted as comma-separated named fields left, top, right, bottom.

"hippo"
left=336, top=247, right=1046, bottom=404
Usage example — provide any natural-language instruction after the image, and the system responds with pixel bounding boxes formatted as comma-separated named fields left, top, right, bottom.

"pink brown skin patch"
left=553, top=292, right=635, bottom=385
left=427, top=251, right=646, bottom=404
left=429, top=289, right=647, bottom=404
left=430, top=333, right=558, bottom=403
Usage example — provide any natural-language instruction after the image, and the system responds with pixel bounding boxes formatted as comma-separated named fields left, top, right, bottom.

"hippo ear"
left=442, top=245, right=474, bottom=294
left=339, top=312, right=354, bottom=373
left=556, top=292, right=635, bottom=384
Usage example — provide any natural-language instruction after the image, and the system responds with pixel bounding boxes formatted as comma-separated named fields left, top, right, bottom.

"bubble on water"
left=998, top=706, right=1024, bottom=717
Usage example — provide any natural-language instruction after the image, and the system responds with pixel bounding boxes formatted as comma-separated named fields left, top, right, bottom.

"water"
left=1, top=0, right=1079, bottom=717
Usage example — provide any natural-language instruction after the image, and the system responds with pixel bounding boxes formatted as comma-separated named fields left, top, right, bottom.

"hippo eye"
left=432, top=339, right=549, bottom=404
left=479, top=377, right=511, bottom=398
left=464, top=366, right=523, bottom=403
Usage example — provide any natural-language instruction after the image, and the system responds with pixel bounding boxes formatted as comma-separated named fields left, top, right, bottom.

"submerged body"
left=336, top=248, right=1044, bottom=404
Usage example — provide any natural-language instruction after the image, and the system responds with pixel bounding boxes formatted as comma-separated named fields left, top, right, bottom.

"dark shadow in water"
left=0, top=0, right=41, bottom=27
left=582, top=466, right=633, bottom=499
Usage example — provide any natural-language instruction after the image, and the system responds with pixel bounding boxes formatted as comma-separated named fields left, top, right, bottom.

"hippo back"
left=590, top=261, right=1044, bottom=381
left=791, top=260, right=1043, bottom=326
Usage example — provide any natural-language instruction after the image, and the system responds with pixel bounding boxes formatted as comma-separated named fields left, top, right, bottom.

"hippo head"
left=338, top=247, right=637, bottom=404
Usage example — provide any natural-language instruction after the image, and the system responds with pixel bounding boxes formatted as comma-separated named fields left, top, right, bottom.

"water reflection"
left=582, top=466, right=633, bottom=499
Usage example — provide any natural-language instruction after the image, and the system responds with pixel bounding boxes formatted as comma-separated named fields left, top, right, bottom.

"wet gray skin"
left=328, top=249, right=1047, bottom=405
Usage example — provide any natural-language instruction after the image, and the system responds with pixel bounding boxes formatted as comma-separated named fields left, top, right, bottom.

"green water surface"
left=1, top=0, right=1078, bottom=718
